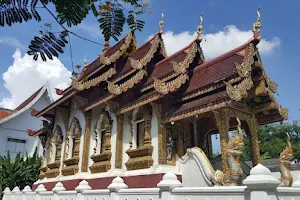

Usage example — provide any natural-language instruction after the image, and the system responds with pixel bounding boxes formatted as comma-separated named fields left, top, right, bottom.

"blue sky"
left=0, top=0, right=299, bottom=122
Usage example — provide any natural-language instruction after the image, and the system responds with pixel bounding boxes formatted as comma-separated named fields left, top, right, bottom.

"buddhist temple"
left=29, top=10, right=288, bottom=190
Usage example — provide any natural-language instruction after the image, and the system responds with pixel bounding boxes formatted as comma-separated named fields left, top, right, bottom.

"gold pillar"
left=248, top=115, right=261, bottom=166
left=103, top=124, right=112, bottom=151
left=115, top=115, right=124, bottom=168
left=153, top=104, right=167, bottom=164
left=214, top=109, right=230, bottom=174
left=81, top=111, right=92, bottom=172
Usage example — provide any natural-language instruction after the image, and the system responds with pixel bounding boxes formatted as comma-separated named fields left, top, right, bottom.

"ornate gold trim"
left=225, top=76, right=253, bottom=101
left=234, top=43, right=255, bottom=78
left=117, top=93, right=162, bottom=115
left=172, top=42, right=199, bottom=74
left=72, top=68, right=116, bottom=91
left=81, top=111, right=92, bottom=172
left=166, top=100, right=230, bottom=123
left=107, top=70, right=147, bottom=95
left=154, top=73, right=189, bottom=95
left=279, top=107, right=289, bottom=120
left=99, top=31, right=135, bottom=65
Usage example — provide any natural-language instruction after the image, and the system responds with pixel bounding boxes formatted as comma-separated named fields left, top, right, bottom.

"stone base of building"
left=32, top=173, right=182, bottom=191
left=89, top=161, right=111, bottom=173
left=45, top=168, right=60, bottom=178
left=61, top=165, right=79, bottom=176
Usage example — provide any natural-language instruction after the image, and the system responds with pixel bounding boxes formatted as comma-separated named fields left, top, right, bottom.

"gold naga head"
left=253, top=8, right=261, bottom=33
left=228, top=117, right=244, bottom=153
left=280, top=133, right=293, bottom=161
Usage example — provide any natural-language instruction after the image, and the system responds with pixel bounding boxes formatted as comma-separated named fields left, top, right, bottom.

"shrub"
left=0, top=148, right=41, bottom=194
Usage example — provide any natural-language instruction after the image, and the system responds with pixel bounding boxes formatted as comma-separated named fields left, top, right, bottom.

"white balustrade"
left=2, top=164, right=300, bottom=200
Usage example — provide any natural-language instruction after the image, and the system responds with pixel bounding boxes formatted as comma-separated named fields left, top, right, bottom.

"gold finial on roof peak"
left=159, top=12, right=164, bottom=33
left=253, top=7, right=261, bottom=33
left=197, top=12, right=203, bottom=40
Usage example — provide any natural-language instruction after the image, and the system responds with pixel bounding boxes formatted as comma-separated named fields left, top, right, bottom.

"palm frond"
left=127, top=10, right=144, bottom=31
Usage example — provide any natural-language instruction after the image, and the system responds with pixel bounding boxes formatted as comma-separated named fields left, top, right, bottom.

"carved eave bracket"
left=154, top=73, right=189, bottom=95
left=224, top=76, right=253, bottom=102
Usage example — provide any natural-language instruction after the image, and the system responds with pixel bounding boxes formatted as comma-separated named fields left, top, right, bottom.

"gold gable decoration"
left=99, top=31, right=135, bottom=65
left=154, top=73, right=189, bottom=95
left=129, top=34, right=163, bottom=70
left=172, top=42, right=200, bottom=74
left=107, top=70, right=147, bottom=95
left=224, top=76, right=253, bottom=101
left=234, top=44, right=255, bottom=78
left=72, top=68, right=116, bottom=91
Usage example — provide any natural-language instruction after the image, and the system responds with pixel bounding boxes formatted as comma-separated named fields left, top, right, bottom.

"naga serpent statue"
left=214, top=117, right=244, bottom=186
left=185, top=117, right=244, bottom=186
left=279, top=133, right=293, bottom=187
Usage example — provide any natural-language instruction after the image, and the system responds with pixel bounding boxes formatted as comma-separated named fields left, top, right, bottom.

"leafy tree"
left=0, top=0, right=149, bottom=61
left=241, top=121, right=300, bottom=161
left=0, top=148, right=41, bottom=194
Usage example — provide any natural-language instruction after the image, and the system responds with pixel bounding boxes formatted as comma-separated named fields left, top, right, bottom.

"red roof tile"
left=184, top=44, right=249, bottom=94
left=0, top=108, right=15, bottom=120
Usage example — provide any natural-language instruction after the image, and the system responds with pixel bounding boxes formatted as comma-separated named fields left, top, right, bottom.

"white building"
left=0, top=84, right=53, bottom=158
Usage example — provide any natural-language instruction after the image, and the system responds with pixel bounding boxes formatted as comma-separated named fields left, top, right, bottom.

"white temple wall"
left=150, top=106, right=158, bottom=166
left=122, top=112, right=131, bottom=170
left=69, top=102, right=86, bottom=173
left=110, top=113, right=117, bottom=170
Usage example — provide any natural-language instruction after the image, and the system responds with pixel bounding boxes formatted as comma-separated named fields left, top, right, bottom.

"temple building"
left=29, top=11, right=288, bottom=190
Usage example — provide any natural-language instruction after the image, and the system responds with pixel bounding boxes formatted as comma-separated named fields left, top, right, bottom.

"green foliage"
left=0, top=0, right=41, bottom=26
left=0, top=148, right=41, bottom=192
left=28, top=30, right=68, bottom=61
left=1, top=0, right=149, bottom=61
left=241, top=121, right=300, bottom=161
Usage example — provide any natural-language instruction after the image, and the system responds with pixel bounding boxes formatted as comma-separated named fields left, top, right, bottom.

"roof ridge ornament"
left=197, top=12, right=203, bottom=41
left=159, top=12, right=164, bottom=34
left=253, top=7, right=261, bottom=33
left=84, top=56, right=87, bottom=67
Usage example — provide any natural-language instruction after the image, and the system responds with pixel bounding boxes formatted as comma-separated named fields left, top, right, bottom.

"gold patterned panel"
left=81, top=111, right=92, bottom=172
left=72, top=68, right=116, bottom=91
left=115, top=115, right=124, bottom=168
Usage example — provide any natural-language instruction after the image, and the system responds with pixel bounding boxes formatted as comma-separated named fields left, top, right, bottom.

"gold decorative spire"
left=83, top=56, right=87, bottom=67
left=197, top=12, right=203, bottom=40
left=159, top=12, right=164, bottom=33
left=252, top=7, right=261, bottom=33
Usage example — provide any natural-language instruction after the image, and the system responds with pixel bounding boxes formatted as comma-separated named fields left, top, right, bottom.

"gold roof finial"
left=197, top=12, right=204, bottom=40
left=253, top=7, right=261, bottom=33
left=83, top=56, right=87, bottom=67
left=159, top=12, right=164, bottom=33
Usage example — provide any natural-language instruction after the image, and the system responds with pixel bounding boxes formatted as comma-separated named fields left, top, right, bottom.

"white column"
left=107, top=176, right=128, bottom=200
left=75, top=180, right=92, bottom=200
left=157, top=173, right=182, bottom=200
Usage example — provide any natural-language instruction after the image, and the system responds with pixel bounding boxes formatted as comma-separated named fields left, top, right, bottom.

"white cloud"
left=150, top=25, right=280, bottom=59
left=0, top=49, right=72, bottom=109
left=0, top=37, right=26, bottom=51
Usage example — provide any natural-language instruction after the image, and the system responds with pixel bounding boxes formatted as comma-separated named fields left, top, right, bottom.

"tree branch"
left=41, top=2, right=104, bottom=46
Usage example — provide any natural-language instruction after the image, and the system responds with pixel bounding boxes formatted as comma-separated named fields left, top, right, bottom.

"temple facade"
left=30, top=11, right=288, bottom=190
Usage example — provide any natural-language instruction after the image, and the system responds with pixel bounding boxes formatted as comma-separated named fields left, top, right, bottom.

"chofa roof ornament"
left=197, top=12, right=203, bottom=41
left=159, top=12, right=164, bottom=34
left=253, top=7, right=261, bottom=33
